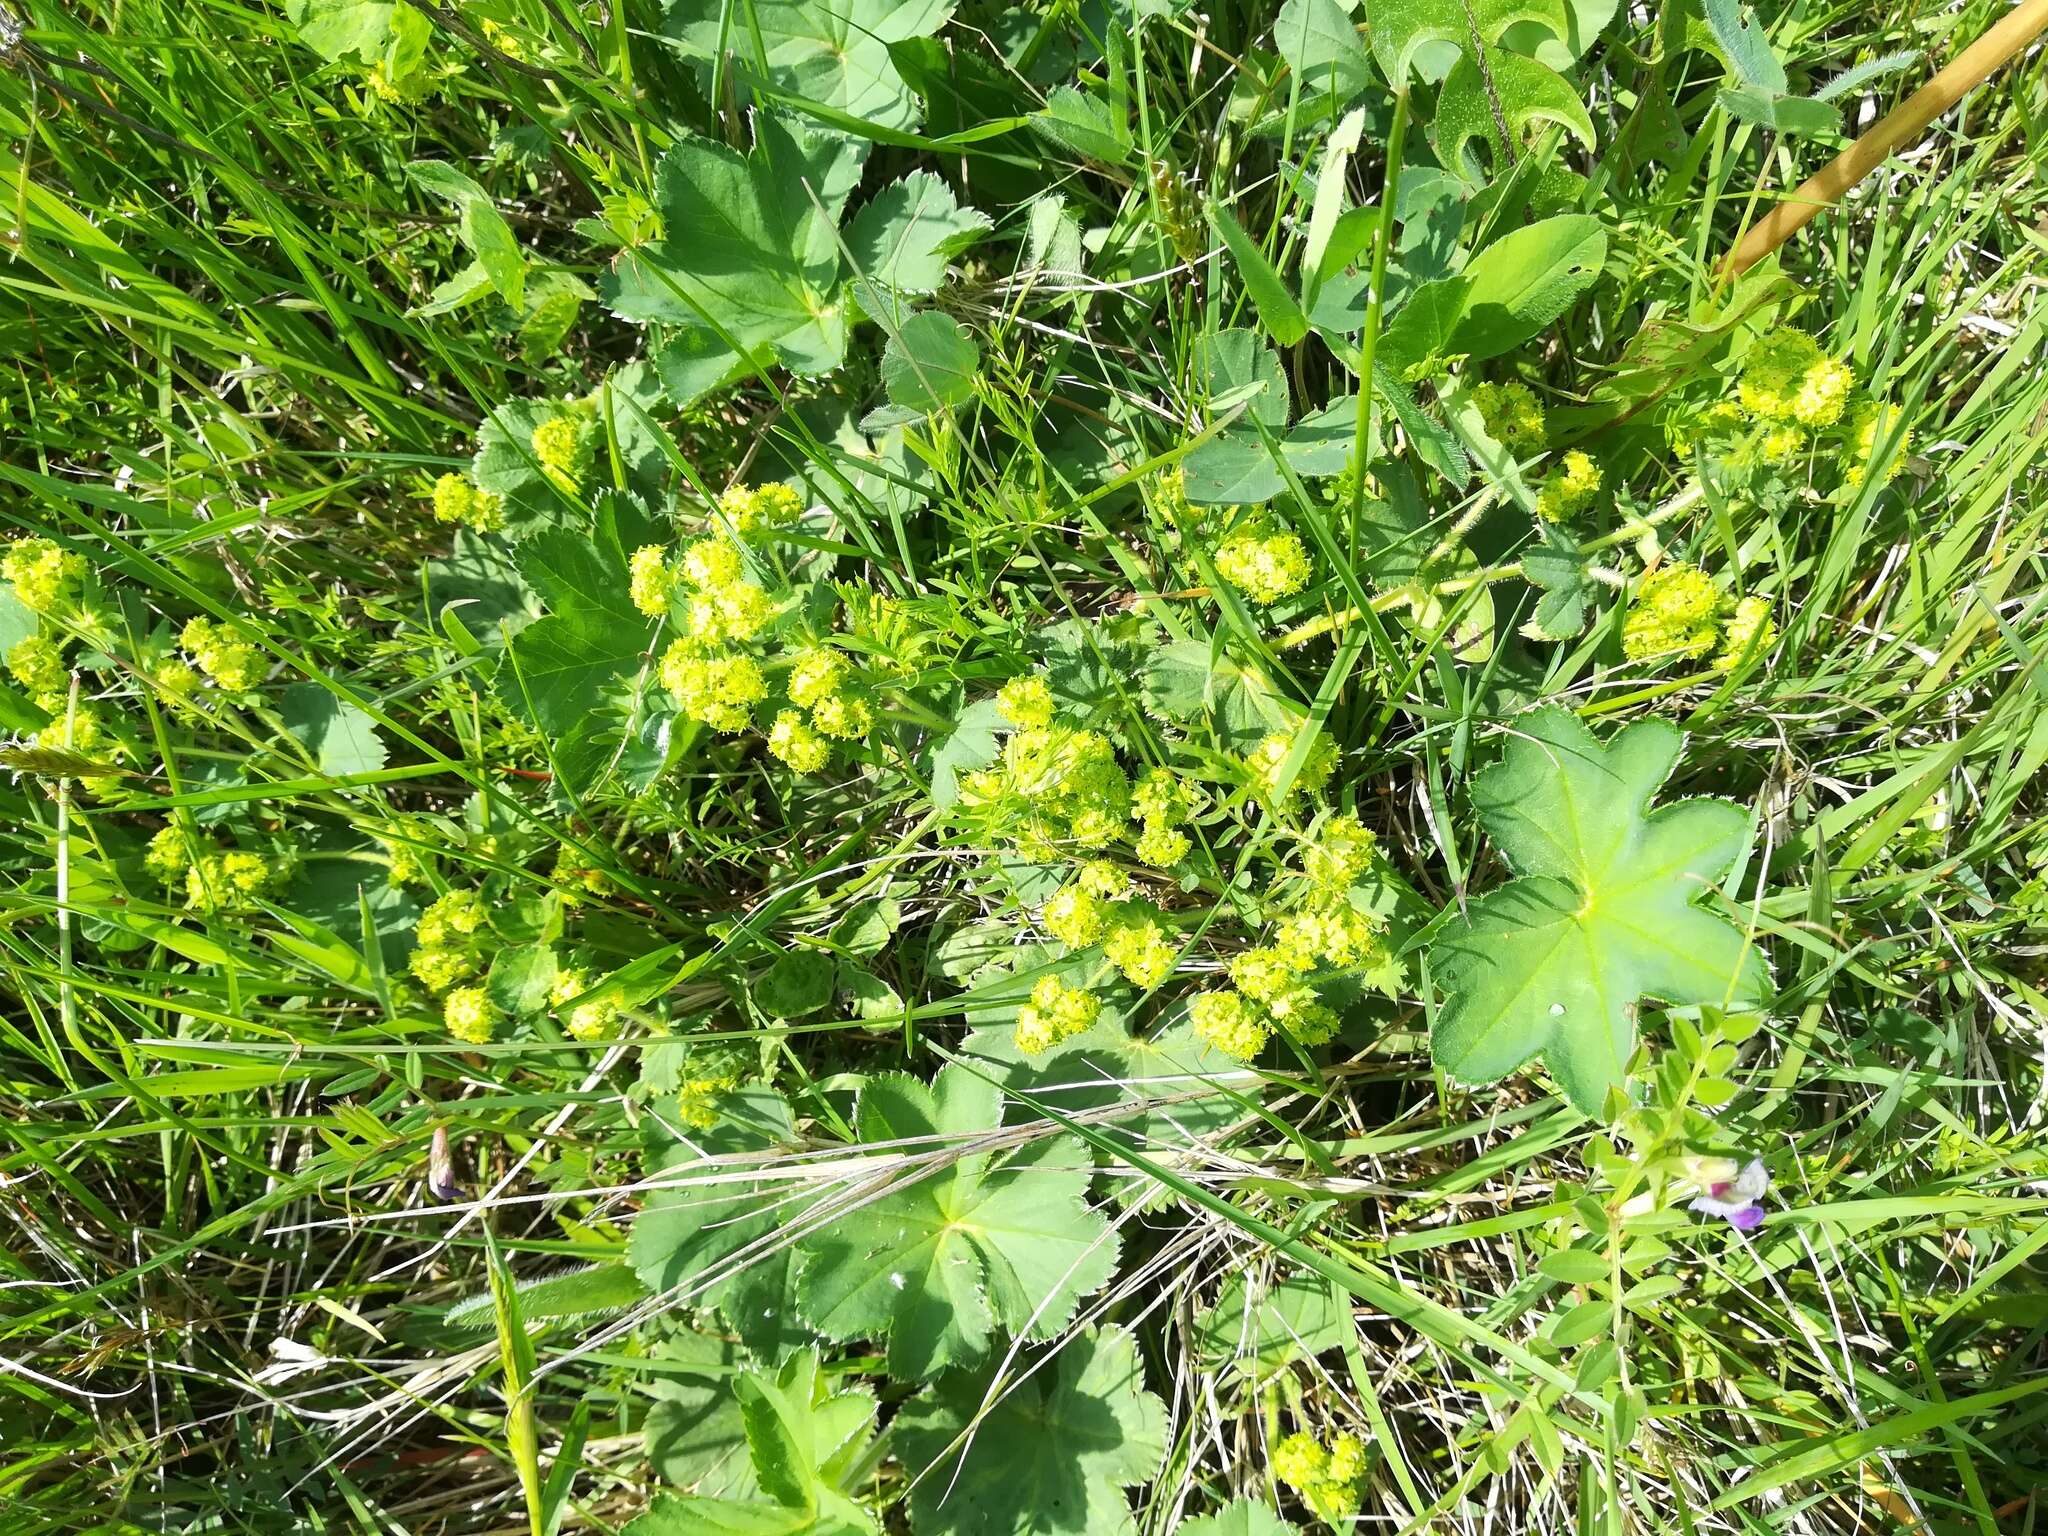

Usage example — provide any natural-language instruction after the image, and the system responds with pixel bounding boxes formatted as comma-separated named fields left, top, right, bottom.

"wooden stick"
left=1723, top=0, right=2048, bottom=277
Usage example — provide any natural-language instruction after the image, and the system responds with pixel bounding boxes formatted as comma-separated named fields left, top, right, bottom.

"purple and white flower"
left=1689, top=1157, right=1771, bottom=1231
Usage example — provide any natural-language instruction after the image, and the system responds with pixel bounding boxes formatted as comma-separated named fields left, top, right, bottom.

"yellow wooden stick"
left=1724, top=0, right=2048, bottom=276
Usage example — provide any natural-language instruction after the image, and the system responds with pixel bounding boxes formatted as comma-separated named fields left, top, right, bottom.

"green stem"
left=1349, top=90, right=1410, bottom=568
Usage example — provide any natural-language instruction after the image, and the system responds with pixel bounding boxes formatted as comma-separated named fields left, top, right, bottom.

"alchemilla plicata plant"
left=2, top=0, right=2046, bottom=1531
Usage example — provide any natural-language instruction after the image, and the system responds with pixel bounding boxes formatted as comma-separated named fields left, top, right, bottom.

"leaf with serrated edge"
left=793, top=1066, right=1117, bottom=1381
left=1431, top=706, right=1767, bottom=1112
left=845, top=172, right=990, bottom=295
left=894, top=1328, right=1167, bottom=1536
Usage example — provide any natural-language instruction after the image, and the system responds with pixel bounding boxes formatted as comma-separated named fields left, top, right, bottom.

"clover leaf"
left=1430, top=706, right=1767, bottom=1112
left=793, top=1065, right=1118, bottom=1381
left=893, top=1328, right=1167, bottom=1536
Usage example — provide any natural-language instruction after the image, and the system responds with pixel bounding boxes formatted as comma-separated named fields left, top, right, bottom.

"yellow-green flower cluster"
left=1274, top=904, right=1381, bottom=971
left=1474, top=380, right=1547, bottom=451
left=997, top=673, right=1055, bottom=729
left=677, top=1067, right=740, bottom=1130
left=34, top=707, right=105, bottom=755
left=1714, top=594, right=1778, bottom=671
left=674, top=539, right=771, bottom=647
left=530, top=410, right=593, bottom=493
left=185, top=849, right=272, bottom=914
left=1535, top=449, right=1600, bottom=522
left=145, top=825, right=191, bottom=883
left=1132, top=766, right=1197, bottom=868
left=180, top=617, right=264, bottom=693
left=1737, top=328, right=1852, bottom=429
left=1303, top=812, right=1376, bottom=893
left=1273, top=1430, right=1366, bottom=1526
left=8, top=635, right=68, bottom=710
left=1247, top=730, right=1336, bottom=806
left=717, top=480, right=805, bottom=539
left=1621, top=563, right=1721, bottom=662
left=1845, top=400, right=1911, bottom=487
left=430, top=473, right=504, bottom=531
left=964, top=724, right=1132, bottom=855
left=3, top=538, right=86, bottom=613
left=1215, top=525, right=1312, bottom=604
left=410, top=889, right=487, bottom=993
left=629, top=544, right=673, bottom=616
left=1621, top=565, right=1781, bottom=670
left=661, top=650, right=766, bottom=734
left=550, top=968, right=618, bottom=1041
left=1189, top=989, right=1268, bottom=1058
left=1015, top=974, right=1101, bottom=1055
left=767, top=710, right=830, bottom=773
left=444, top=986, right=498, bottom=1045
left=787, top=646, right=872, bottom=740
left=1103, top=913, right=1177, bottom=989
left=1042, top=882, right=1109, bottom=949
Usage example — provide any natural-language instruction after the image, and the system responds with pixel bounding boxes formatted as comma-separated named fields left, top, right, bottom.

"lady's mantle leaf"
left=1430, top=706, right=1767, bottom=1112
left=627, top=1350, right=879, bottom=1536
left=794, top=1066, right=1118, bottom=1381
left=1176, top=1502, right=1298, bottom=1536
left=628, top=1088, right=819, bottom=1365
left=893, top=1328, right=1167, bottom=1536
left=665, top=0, right=955, bottom=133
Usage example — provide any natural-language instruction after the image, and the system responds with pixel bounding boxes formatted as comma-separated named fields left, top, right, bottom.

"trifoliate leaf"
left=1430, top=706, right=1768, bottom=1112
left=628, top=1088, right=819, bottom=1364
left=794, top=1065, right=1117, bottom=1380
left=845, top=172, right=990, bottom=295
left=893, top=1328, right=1167, bottom=1536
left=1176, top=1501, right=1299, bottom=1536
left=664, top=0, right=955, bottom=133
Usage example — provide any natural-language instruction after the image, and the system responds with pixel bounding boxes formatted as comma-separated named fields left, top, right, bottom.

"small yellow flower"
left=997, top=674, right=1056, bottom=729
left=430, top=473, right=503, bottom=531
left=661, top=645, right=767, bottom=734
left=530, top=413, right=590, bottom=492
left=1015, top=974, right=1100, bottom=1054
left=1714, top=595, right=1777, bottom=671
left=628, top=545, right=672, bottom=616
left=1134, top=822, right=1190, bottom=867
left=2, top=538, right=86, bottom=613
left=788, top=647, right=848, bottom=710
left=1189, top=990, right=1268, bottom=1058
left=7, top=635, right=67, bottom=698
left=1473, top=380, right=1547, bottom=450
left=1042, top=884, right=1107, bottom=949
left=768, top=709, right=831, bottom=772
left=418, top=889, right=487, bottom=948
left=1104, top=917, right=1177, bottom=988
left=1622, top=563, right=1721, bottom=662
left=444, top=986, right=498, bottom=1044
left=1535, top=449, right=1600, bottom=522
left=409, top=944, right=477, bottom=992
left=1215, top=527, right=1312, bottom=604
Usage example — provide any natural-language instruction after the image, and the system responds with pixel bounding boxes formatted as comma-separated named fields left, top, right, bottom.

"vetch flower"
left=1689, top=1157, right=1771, bottom=1232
